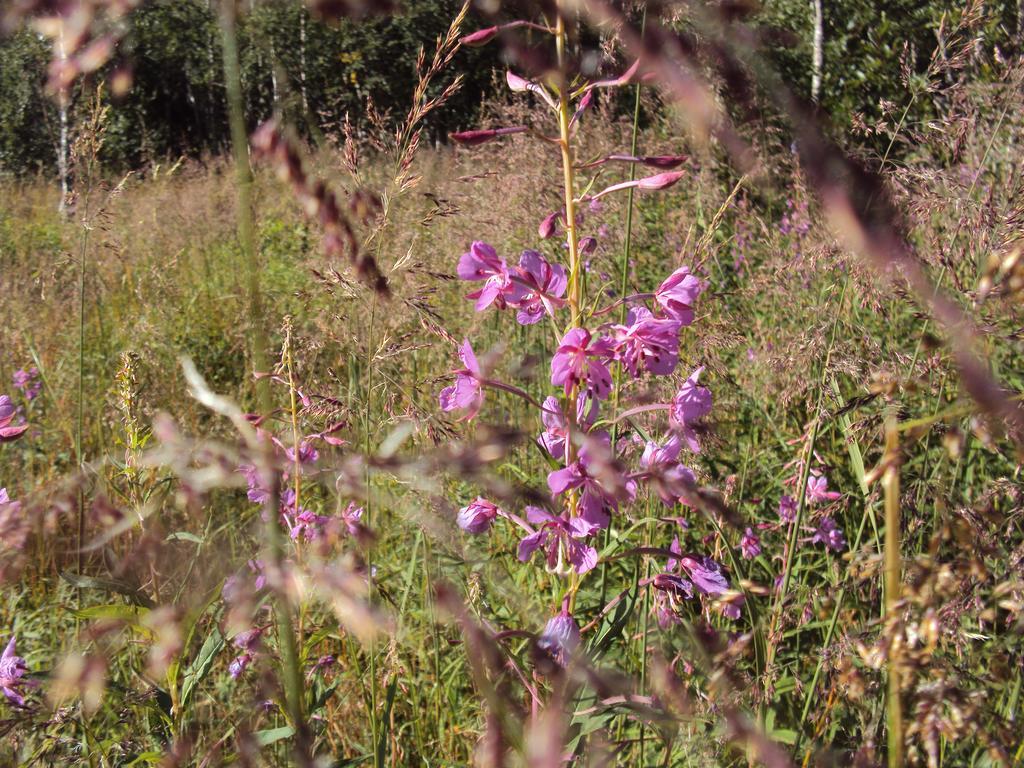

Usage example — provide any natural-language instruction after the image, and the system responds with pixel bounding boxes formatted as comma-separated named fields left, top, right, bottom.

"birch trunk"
left=811, top=0, right=824, bottom=104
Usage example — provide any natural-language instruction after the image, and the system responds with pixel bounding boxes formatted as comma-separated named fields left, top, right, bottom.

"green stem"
left=219, top=0, right=305, bottom=746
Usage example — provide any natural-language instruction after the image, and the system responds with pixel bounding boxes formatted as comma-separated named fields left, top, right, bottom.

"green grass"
left=0, top=89, right=1022, bottom=767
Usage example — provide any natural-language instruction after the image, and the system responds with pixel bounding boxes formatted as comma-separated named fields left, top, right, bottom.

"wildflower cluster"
left=438, top=26, right=739, bottom=660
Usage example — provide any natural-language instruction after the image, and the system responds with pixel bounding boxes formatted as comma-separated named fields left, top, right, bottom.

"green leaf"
left=254, top=725, right=295, bottom=747
left=165, top=531, right=204, bottom=544
left=124, top=751, right=165, bottom=766
left=180, top=628, right=225, bottom=712
left=60, top=571, right=155, bottom=608
left=71, top=603, right=147, bottom=623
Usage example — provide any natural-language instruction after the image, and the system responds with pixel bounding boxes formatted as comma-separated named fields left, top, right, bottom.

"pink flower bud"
left=642, top=155, right=688, bottom=169
left=637, top=170, right=686, bottom=191
left=459, top=26, right=498, bottom=46
left=449, top=126, right=527, bottom=146
left=538, top=210, right=560, bottom=239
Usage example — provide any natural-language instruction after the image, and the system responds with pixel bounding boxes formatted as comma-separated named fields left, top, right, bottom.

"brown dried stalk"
left=251, top=119, right=390, bottom=296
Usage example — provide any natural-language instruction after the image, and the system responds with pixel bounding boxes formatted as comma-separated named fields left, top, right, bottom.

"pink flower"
left=547, top=433, right=632, bottom=532
left=339, top=502, right=365, bottom=538
left=806, top=473, right=841, bottom=505
left=639, top=435, right=696, bottom=506
left=810, top=516, right=846, bottom=551
left=655, top=266, right=705, bottom=326
left=457, top=241, right=516, bottom=311
left=550, top=328, right=614, bottom=401
left=611, top=306, right=681, bottom=377
left=669, top=367, right=712, bottom=452
left=537, top=394, right=598, bottom=460
left=510, top=250, right=567, bottom=325
left=678, top=555, right=730, bottom=597
left=536, top=609, right=581, bottom=668
left=0, top=636, right=34, bottom=707
left=439, top=340, right=485, bottom=420
left=740, top=527, right=761, bottom=559
left=517, top=507, right=598, bottom=575
left=778, top=495, right=797, bottom=523
left=0, top=396, right=28, bottom=443
left=457, top=497, right=500, bottom=534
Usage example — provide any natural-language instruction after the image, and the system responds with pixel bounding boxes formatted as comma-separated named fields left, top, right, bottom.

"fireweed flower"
left=655, top=266, right=705, bottom=326
left=669, top=367, right=712, bottom=452
left=12, top=368, right=41, bottom=401
left=536, top=608, right=581, bottom=668
left=537, top=394, right=598, bottom=461
left=806, top=473, right=842, bottom=505
left=509, top=250, right=567, bottom=325
left=0, top=636, right=34, bottom=707
left=639, top=435, right=696, bottom=507
left=457, top=241, right=515, bottom=311
left=457, top=497, right=500, bottom=534
left=550, top=327, right=614, bottom=401
left=0, top=396, right=28, bottom=443
left=651, top=573, right=695, bottom=628
left=610, top=306, right=681, bottom=378
left=339, top=501, right=365, bottom=537
left=517, top=507, right=598, bottom=575
left=678, top=555, right=742, bottom=619
left=778, top=494, right=798, bottom=523
left=811, top=516, right=846, bottom=552
left=740, top=528, right=761, bottom=559
left=228, top=626, right=264, bottom=678
left=547, top=433, right=632, bottom=532
left=439, top=340, right=485, bottom=420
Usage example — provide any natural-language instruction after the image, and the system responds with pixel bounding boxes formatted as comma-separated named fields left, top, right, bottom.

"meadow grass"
left=0, top=55, right=1023, bottom=766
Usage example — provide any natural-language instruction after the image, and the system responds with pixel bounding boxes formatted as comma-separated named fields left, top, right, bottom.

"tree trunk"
left=811, top=0, right=824, bottom=104
left=57, top=22, right=70, bottom=217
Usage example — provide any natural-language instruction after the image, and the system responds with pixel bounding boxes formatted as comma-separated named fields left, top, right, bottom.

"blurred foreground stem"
left=882, top=416, right=902, bottom=767
left=219, top=0, right=306, bottom=746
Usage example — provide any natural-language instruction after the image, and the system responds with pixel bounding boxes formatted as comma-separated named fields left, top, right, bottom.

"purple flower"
left=537, top=394, right=599, bottom=461
left=536, top=609, right=581, bottom=668
left=538, top=397, right=569, bottom=460
left=678, top=555, right=730, bottom=596
left=0, top=396, right=28, bottom=443
left=340, top=502, right=364, bottom=537
left=611, top=307, right=681, bottom=378
left=778, top=495, right=797, bottom=523
left=439, top=340, right=484, bottom=420
left=550, top=328, right=614, bottom=401
left=517, top=507, right=598, bottom=575
left=457, top=241, right=515, bottom=311
left=0, top=637, right=34, bottom=707
left=229, top=652, right=254, bottom=678
left=655, top=266, right=705, bottom=325
left=669, top=367, right=712, bottom=452
left=811, top=517, right=846, bottom=552
left=457, top=497, right=500, bottom=534
left=639, top=436, right=696, bottom=507
left=678, top=556, right=743, bottom=619
left=806, top=473, right=841, bottom=505
left=740, top=527, right=761, bottom=559
left=12, top=368, right=41, bottom=401
left=547, top=433, right=631, bottom=532
left=651, top=573, right=695, bottom=628
left=509, top=250, right=566, bottom=325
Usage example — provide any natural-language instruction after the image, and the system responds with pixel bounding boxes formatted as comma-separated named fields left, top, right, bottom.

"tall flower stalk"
left=444, top=7, right=723, bottom=729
